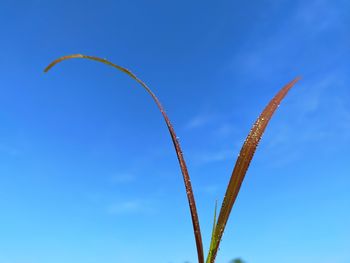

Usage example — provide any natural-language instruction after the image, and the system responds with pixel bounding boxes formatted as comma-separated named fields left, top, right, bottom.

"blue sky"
left=0, top=1, right=349, bottom=263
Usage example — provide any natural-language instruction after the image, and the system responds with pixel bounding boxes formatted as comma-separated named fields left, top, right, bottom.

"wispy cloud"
left=184, top=114, right=215, bottom=130
left=294, top=0, right=343, bottom=33
left=107, top=199, right=152, bottom=215
left=213, top=122, right=238, bottom=138
left=192, top=149, right=236, bottom=165
left=291, top=74, right=350, bottom=141
left=184, top=113, right=238, bottom=141
left=258, top=72, right=350, bottom=168
left=198, top=184, right=220, bottom=196
left=110, top=173, right=135, bottom=184
left=0, top=144, right=19, bottom=156
left=229, top=0, right=345, bottom=78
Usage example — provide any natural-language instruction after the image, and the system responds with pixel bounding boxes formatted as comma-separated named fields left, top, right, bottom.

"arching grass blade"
left=44, top=54, right=205, bottom=263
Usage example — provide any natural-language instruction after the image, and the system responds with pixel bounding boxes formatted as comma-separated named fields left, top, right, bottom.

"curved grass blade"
left=206, top=200, right=217, bottom=263
left=44, top=54, right=205, bottom=263
left=207, top=77, right=300, bottom=263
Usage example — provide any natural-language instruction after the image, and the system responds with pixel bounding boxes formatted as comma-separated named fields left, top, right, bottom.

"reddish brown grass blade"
left=44, top=54, right=205, bottom=263
left=207, top=77, right=300, bottom=263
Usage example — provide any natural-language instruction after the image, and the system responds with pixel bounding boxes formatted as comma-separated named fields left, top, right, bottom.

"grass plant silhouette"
left=45, top=54, right=300, bottom=263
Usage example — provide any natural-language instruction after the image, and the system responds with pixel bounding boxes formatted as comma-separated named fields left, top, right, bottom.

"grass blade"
left=206, top=200, right=218, bottom=263
left=44, top=54, right=205, bottom=263
left=207, top=77, right=300, bottom=263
